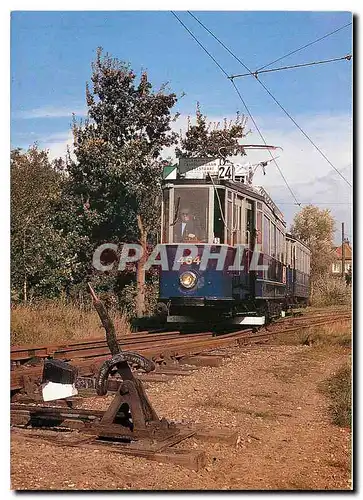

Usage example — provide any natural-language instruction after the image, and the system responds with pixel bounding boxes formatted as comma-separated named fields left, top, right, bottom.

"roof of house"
left=335, top=241, right=352, bottom=260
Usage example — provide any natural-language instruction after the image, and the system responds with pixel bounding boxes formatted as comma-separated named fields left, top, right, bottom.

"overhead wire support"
left=255, top=21, right=352, bottom=72
left=229, top=54, right=352, bottom=80
left=187, top=11, right=352, bottom=189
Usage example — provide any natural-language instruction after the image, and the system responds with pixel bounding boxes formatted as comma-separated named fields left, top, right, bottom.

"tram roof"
left=286, top=232, right=311, bottom=253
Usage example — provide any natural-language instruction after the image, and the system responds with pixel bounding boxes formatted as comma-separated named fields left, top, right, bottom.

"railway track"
left=11, top=309, right=350, bottom=396
left=10, top=306, right=351, bottom=471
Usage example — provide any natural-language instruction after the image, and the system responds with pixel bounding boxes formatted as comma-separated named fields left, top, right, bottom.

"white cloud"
left=39, top=130, right=74, bottom=160
left=13, top=106, right=87, bottom=120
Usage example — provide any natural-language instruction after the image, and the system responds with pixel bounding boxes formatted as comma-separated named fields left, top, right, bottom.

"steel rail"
left=10, top=313, right=350, bottom=393
left=11, top=309, right=350, bottom=362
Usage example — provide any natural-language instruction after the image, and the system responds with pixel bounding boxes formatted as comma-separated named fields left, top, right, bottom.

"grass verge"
left=274, top=320, right=351, bottom=348
left=11, top=300, right=131, bottom=346
left=319, top=363, right=352, bottom=428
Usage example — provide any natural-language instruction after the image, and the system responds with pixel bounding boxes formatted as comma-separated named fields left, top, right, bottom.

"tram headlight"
left=179, top=271, right=197, bottom=289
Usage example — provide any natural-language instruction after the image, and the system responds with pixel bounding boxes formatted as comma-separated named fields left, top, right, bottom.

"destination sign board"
left=179, top=157, right=220, bottom=179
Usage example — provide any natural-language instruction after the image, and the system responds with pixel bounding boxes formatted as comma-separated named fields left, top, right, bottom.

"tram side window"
left=270, top=223, right=276, bottom=258
left=281, top=232, right=286, bottom=264
left=172, top=188, right=209, bottom=243
left=227, top=199, right=233, bottom=246
left=301, top=248, right=305, bottom=273
left=302, top=249, right=305, bottom=273
left=291, top=244, right=295, bottom=268
left=286, top=239, right=290, bottom=266
left=276, top=229, right=281, bottom=261
left=256, top=211, right=262, bottom=245
left=263, top=215, right=270, bottom=255
left=303, top=250, right=306, bottom=272
left=298, top=246, right=302, bottom=272
left=302, top=248, right=305, bottom=273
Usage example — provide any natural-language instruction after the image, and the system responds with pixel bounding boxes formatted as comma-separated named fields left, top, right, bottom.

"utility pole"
left=341, top=222, right=346, bottom=278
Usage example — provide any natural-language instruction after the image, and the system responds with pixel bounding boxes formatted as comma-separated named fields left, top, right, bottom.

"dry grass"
left=320, top=364, right=352, bottom=428
left=274, top=320, right=352, bottom=349
left=11, top=300, right=131, bottom=346
left=274, top=319, right=352, bottom=429
left=297, top=322, right=351, bottom=348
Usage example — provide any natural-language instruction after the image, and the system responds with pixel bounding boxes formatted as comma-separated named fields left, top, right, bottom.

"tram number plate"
left=218, top=165, right=233, bottom=179
left=177, top=255, right=201, bottom=265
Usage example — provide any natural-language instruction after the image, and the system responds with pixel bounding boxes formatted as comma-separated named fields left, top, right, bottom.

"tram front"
left=154, top=160, right=264, bottom=327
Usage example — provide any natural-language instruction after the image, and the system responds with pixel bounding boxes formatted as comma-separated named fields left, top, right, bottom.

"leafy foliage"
left=176, top=103, right=249, bottom=159
left=67, top=48, right=179, bottom=315
left=69, top=48, right=178, bottom=239
left=11, top=146, right=78, bottom=301
left=290, top=204, right=336, bottom=280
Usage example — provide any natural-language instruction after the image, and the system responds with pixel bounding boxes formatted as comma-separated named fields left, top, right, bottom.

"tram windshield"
left=163, top=187, right=210, bottom=243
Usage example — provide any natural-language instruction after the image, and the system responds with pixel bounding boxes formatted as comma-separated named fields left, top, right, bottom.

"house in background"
left=332, top=239, right=353, bottom=275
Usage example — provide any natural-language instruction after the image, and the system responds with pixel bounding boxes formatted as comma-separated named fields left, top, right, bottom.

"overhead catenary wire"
left=230, top=54, right=352, bottom=79
left=255, top=21, right=352, bottom=72
left=170, top=11, right=229, bottom=79
left=229, top=79, right=301, bottom=205
left=187, top=11, right=352, bottom=189
left=171, top=11, right=301, bottom=206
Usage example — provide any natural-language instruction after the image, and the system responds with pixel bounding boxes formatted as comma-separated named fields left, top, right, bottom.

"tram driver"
left=173, top=207, right=205, bottom=243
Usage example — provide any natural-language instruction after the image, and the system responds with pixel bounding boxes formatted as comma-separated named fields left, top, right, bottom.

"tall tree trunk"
left=136, top=214, right=147, bottom=318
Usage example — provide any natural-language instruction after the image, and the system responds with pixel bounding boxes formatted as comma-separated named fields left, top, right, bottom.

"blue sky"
left=10, top=10, right=353, bottom=241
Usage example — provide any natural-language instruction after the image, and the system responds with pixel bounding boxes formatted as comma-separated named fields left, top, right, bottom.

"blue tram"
left=154, top=160, right=311, bottom=326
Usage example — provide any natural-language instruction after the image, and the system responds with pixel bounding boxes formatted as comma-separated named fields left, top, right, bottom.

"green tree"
left=290, top=204, right=336, bottom=281
left=68, top=48, right=178, bottom=316
left=11, top=146, right=76, bottom=301
left=176, top=103, right=249, bottom=159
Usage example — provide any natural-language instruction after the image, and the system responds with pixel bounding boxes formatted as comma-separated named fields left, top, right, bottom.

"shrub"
left=320, top=364, right=352, bottom=428
left=118, top=277, right=159, bottom=319
left=311, top=275, right=351, bottom=307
